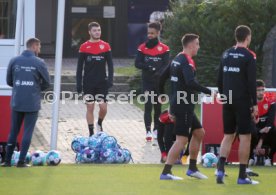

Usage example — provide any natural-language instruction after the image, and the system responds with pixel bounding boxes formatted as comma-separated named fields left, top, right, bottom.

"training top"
left=76, top=40, right=114, bottom=93
left=256, top=92, right=276, bottom=129
left=6, top=50, right=50, bottom=112
left=217, top=46, right=257, bottom=105
left=135, top=41, right=169, bottom=91
left=169, top=52, right=211, bottom=114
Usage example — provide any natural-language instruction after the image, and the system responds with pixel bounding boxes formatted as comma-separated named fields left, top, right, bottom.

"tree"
left=164, top=0, right=276, bottom=86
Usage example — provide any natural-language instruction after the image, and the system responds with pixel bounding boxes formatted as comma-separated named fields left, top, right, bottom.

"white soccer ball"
left=71, top=136, right=89, bottom=153
left=99, top=149, right=116, bottom=163
left=101, top=136, right=117, bottom=150
left=114, top=149, right=125, bottom=163
left=202, top=152, right=218, bottom=168
left=31, top=150, right=46, bottom=166
left=46, top=150, right=61, bottom=166
left=11, top=151, right=20, bottom=166
left=11, top=151, right=32, bottom=166
left=81, top=147, right=98, bottom=163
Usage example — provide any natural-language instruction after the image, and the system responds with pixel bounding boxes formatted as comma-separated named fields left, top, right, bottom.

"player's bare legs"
left=186, top=128, right=208, bottom=179
left=86, top=103, right=95, bottom=136
left=97, top=101, right=107, bottom=131
left=166, top=135, right=188, bottom=165
left=189, top=128, right=205, bottom=160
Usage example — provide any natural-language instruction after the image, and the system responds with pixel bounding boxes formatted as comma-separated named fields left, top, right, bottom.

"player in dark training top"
left=160, top=34, right=214, bottom=180
left=76, top=22, right=114, bottom=136
left=216, top=25, right=259, bottom=185
left=135, top=22, right=170, bottom=141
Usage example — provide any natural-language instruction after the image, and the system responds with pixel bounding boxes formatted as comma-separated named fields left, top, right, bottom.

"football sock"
left=88, top=124, right=94, bottom=136
left=183, top=149, right=189, bottom=156
left=189, top=159, right=198, bottom=171
left=239, top=164, right=247, bottom=179
left=98, top=118, right=103, bottom=126
left=162, top=164, right=172, bottom=175
left=218, top=157, right=226, bottom=172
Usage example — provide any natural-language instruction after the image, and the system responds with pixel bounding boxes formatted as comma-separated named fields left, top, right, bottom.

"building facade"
left=0, top=0, right=170, bottom=92
left=35, top=0, right=169, bottom=57
left=0, top=0, right=170, bottom=59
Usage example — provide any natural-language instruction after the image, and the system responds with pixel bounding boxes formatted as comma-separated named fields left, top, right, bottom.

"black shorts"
left=174, top=111, right=202, bottom=137
left=223, top=100, right=254, bottom=135
left=83, top=86, right=108, bottom=103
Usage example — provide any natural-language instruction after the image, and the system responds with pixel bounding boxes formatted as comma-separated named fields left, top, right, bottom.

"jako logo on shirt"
left=21, top=81, right=34, bottom=86
left=171, top=76, right=178, bottom=82
left=15, top=80, right=21, bottom=86
left=223, top=66, right=240, bottom=73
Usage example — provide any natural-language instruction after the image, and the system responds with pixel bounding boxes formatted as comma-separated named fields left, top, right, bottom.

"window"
left=0, top=0, right=17, bottom=39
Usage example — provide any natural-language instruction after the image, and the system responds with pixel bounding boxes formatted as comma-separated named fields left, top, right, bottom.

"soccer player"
left=160, top=34, right=214, bottom=180
left=2, top=38, right=50, bottom=167
left=216, top=25, right=259, bottom=184
left=156, top=63, right=190, bottom=164
left=249, top=79, right=276, bottom=166
left=135, top=22, right=170, bottom=141
left=76, top=22, right=114, bottom=136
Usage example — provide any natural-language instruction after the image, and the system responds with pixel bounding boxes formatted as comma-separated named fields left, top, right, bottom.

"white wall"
left=0, top=0, right=36, bottom=92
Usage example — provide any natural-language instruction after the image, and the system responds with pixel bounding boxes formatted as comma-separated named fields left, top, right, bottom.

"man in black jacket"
left=2, top=38, right=50, bottom=167
left=135, top=22, right=169, bottom=141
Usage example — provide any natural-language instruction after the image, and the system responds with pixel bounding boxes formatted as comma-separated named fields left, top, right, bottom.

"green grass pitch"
left=1, top=164, right=276, bottom=195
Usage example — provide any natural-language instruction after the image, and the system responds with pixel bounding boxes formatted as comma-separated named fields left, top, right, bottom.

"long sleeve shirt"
left=135, top=41, right=169, bottom=91
left=76, top=40, right=114, bottom=93
left=217, top=46, right=257, bottom=105
left=169, top=52, right=211, bottom=114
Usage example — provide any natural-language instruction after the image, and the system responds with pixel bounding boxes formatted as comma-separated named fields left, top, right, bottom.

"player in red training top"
left=135, top=22, right=170, bottom=141
left=250, top=79, right=276, bottom=166
left=76, top=22, right=113, bottom=136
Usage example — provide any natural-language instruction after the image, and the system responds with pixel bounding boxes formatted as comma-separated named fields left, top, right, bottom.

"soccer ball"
left=94, top=131, right=108, bottom=141
left=31, top=150, right=46, bottom=166
left=81, top=147, right=98, bottom=163
left=202, top=152, right=218, bottom=168
left=99, top=149, right=116, bottom=163
left=46, top=150, right=61, bottom=166
left=114, top=149, right=125, bottom=163
left=11, top=151, right=20, bottom=166
left=11, top=151, right=32, bottom=166
left=88, top=136, right=102, bottom=151
left=101, top=136, right=118, bottom=150
left=71, top=136, right=89, bottom=153
left=122, top=149, right=132, bottom=163
left=25, top=152, right=32, bottom=164
left=75, top=153, right=85, bottom=164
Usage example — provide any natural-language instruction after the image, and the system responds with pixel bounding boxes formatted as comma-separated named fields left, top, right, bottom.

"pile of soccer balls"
left=71, top=132, right=132, bottom=164
left=10, top=150, right=61, bottom=166
left=201, top=152, right=218, bottom=168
